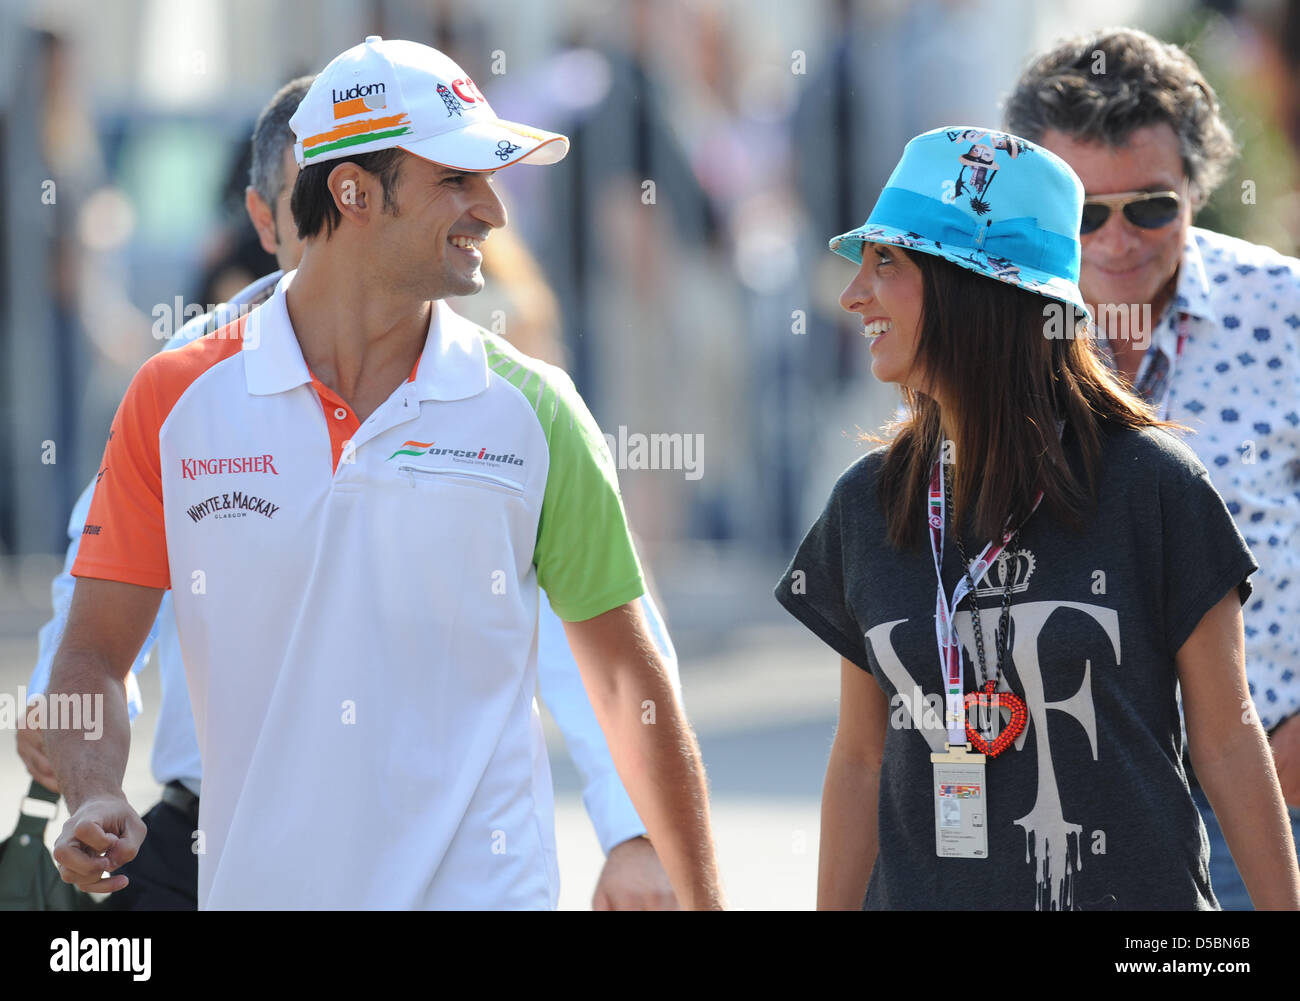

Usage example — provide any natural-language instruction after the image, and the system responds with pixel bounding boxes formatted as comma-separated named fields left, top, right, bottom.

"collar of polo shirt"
left=1171, top=227, right=1219, bottom=328
left=240, top=270, right=489, bottom=402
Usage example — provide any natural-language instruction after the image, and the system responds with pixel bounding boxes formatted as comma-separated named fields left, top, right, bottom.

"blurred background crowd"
left=2, top=0, right=1298, bottom=906
left=12, top=0, right=1300, bottom=575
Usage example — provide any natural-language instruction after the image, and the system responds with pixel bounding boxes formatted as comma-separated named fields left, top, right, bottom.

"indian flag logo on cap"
left=301, top=81, right=412, bottom=160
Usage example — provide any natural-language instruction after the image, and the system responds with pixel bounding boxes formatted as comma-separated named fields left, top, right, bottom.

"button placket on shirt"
left=308, top=367, right=425, bottom=485
left=307, top=378, right=360, bottom=481
left=344, top=389, right=424, bottom=460
left=334, top=391, right=423, bottom=497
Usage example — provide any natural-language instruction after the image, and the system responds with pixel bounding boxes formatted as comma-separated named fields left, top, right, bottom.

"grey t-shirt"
left=775, top=423, right=1257, bottom=910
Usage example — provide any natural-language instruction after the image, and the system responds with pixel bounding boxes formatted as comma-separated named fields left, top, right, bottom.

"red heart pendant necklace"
left=965, top=680, right=1027, bottom=756
left=945, top=470, right=1026, bottom=759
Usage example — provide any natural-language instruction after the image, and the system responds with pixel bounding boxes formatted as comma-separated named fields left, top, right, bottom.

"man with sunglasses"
left=1005, top=27, right=1300, bottom=909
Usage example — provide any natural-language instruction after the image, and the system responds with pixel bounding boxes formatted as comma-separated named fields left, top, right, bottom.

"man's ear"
left=327, top=162, right=372, bottom=225
left=245, top=186, right=278, bottom=256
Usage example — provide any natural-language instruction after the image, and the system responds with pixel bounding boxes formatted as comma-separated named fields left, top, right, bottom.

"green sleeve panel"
left=483, top=334, right=645, bottom=621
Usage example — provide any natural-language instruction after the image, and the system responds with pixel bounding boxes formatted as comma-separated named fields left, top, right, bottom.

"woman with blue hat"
left=775, top=127, right=1300, bottom=910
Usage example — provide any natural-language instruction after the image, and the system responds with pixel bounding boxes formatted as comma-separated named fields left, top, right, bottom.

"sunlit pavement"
left=545, top=623, right=839, bottom=910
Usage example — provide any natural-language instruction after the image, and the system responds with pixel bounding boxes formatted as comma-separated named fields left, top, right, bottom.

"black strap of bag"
left=0, top=780, right=101, bottom=910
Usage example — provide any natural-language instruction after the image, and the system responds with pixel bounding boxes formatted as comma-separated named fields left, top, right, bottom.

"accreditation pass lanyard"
left=926, top=459, right=1043, bottom=859
left=927, top=459, right=1042, bottom=748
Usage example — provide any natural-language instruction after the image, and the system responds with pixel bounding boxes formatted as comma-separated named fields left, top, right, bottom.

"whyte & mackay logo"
left=186, top=492, right=281, bottom=523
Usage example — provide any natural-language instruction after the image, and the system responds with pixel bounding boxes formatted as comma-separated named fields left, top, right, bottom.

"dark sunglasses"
left=1079, top=190, right=1181, bottom=235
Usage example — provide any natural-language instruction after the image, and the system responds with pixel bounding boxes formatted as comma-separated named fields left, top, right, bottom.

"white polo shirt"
left=72, top=270, right=646, bottom=909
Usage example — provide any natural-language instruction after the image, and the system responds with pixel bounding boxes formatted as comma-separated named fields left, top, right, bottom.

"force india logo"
left=386, top=440, right=524, bottom=467
left=185, top=491, right=281, bottom=523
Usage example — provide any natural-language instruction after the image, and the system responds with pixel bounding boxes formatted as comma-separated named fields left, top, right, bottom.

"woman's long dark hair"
left=877, top=250, right=1181, bottom=550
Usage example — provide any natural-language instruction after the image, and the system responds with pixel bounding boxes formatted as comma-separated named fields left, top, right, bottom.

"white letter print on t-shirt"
left=866, top=560, right=1118, bottom=910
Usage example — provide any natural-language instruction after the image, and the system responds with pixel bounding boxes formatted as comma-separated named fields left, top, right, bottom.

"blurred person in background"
left=675, top=2, right=805, bottom=545
left=484, top=0, right=723, bottom=556
left=446, top=226, right=567, bottom=367
left=26, top=61, right=684, bottom=910
left=1004, top=25, right=1300, bottom=910
left=4, top=29, right=112, bottom=552
left=191, top=137, right=278, bottom=309
left=788, top=0, right=1048, bottom=555
left=775, top=125, right=1298, bottom=910
left=36, top=29, right=93, bottom=542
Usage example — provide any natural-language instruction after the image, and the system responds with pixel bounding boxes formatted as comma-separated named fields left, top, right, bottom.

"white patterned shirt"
left=1102, top=226, right=1300, bottom=729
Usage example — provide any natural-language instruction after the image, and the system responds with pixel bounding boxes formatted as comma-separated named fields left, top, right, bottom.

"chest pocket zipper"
left=397, top=464, right=526, bottom=496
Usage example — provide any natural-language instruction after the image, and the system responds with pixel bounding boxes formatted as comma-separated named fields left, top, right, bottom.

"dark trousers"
left=104, top=791, right=198, bottom=910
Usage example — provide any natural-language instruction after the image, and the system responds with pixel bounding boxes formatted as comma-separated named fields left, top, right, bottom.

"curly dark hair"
left=1003, top=27, right=1238, bottom=210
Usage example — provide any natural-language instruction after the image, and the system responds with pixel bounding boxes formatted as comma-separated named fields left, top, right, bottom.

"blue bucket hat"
left=829, top=126, right=1089, bottom=316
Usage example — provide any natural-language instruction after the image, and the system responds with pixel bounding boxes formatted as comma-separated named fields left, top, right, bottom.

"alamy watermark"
left=50, top=933, right=150, bottom=980
left=1042, top=302, right=1154, bottom=351
left=1, top=687, right=103, bottom=740
left=603, top=426, right=703, bottom=481
left=150, top=298, right=262, bottom=349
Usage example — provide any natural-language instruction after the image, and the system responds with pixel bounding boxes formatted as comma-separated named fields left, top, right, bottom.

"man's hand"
left=593, top=836, right=679, bottom=910
left=1271, top=714, right=1300, bottom=808
left=52, top=794, right=145, bottom=894
left=16, top=702, right=59, bottom=792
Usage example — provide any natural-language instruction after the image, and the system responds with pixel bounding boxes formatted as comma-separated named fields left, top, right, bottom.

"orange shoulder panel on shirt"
left=71, top=320, right=247, bottom=590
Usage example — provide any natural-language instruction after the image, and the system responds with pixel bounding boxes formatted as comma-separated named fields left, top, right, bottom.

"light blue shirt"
left=30, top=271, right=678, bottom=852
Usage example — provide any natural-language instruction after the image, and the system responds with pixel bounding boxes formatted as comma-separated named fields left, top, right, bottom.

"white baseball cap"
left=290, top=36, right=569, bottom=171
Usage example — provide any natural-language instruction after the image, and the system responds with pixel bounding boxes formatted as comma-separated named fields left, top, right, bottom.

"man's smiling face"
left=374, top=153, right=508, bottom=300
left=1038, top=123, right=1192, bottom=321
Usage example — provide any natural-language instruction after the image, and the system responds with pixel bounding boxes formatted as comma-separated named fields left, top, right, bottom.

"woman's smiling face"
left=839, top=242, right=927, bottom=392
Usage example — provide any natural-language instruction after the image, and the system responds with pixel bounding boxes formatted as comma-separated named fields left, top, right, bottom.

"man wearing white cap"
left=45, top=37, right=723, bottom=910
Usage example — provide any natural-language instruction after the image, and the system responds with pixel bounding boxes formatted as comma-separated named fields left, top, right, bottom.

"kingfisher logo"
left=181, top=454, right=278, bottom=480
left=386, top=439, right=523, bottom=466
left=333, top=82, right=387, bottom=119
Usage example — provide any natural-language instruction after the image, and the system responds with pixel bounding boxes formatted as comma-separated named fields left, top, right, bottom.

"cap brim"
left=829, top=224, right=1089, bottom=317
left=400, top=118, right=569, bottom=171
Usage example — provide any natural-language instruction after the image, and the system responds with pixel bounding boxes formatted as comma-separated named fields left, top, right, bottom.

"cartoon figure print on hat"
left=829, top=126, right=1090, bottom=319
left=949, top=128, right=1023, bottom=214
